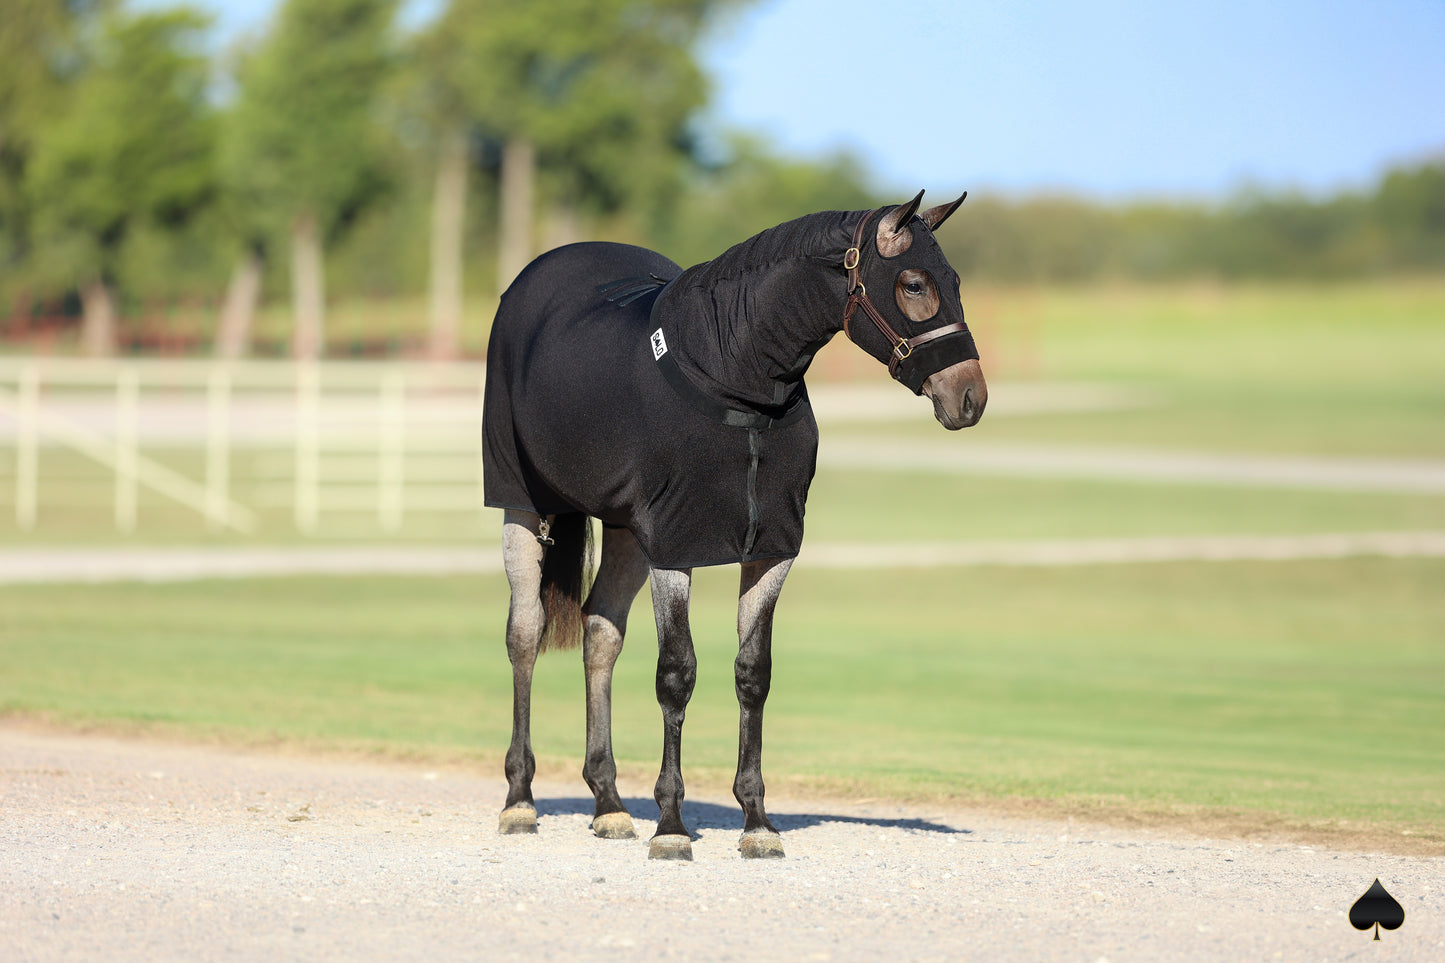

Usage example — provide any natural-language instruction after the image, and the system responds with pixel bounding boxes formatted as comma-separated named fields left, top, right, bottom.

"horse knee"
left=735, top=675, right=770, bottom=708
left=655, top=653, right=697, bottom=708
left=734, top=652, right=772, bottom=707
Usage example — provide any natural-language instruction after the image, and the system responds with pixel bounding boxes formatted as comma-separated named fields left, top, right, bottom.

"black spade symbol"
left=1349, top=878, right=1405, bottom=940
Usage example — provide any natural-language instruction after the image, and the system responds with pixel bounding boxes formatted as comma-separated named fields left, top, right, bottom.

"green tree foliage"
left=24, top=7, right=214, bottom=353
left=660, top=136, right=876, bottom=268
left=220, top=0, right=397, bottom=357
left=446, top=0, right=716, bottom=212
left=430, top=0, right=725, bottom=289
left=3, top=0, right=1443, bottom=361
left=936, top=160, right=1445, bottom=283
left=1375, top=162, right=1445, bottom=268
left=0, top=0, right=109, bottom=289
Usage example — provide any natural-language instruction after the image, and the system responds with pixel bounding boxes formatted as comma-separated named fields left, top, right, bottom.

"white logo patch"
left=650, top=328, right=668, bottom=360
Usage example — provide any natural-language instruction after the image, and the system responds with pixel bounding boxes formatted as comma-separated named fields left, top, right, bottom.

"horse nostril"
left=961, top=387, right=975, bottom=419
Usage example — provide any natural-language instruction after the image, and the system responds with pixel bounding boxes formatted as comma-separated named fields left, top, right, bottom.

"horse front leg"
left=499, top=510, right=548, bottom=834
left=648, top=566, right=697, bottom=860
left=734, top=556, right=793, bottom=858
left=581, top=526, right=650, bottom=840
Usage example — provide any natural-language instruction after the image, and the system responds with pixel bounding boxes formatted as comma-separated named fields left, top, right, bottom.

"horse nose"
left=959, top=382, right=987, bottom=428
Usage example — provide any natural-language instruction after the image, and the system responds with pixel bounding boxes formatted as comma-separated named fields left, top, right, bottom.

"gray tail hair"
left=539, top=513, right=593, bottom=652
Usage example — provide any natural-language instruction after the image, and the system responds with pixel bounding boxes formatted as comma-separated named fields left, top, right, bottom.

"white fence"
left=0, top=358, right=488, bottom=536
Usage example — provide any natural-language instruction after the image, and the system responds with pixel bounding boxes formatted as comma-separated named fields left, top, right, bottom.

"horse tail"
left=539, top=512, right=593, bottom=653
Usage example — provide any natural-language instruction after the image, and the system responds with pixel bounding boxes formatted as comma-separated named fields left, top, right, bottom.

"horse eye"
left=906, top=281, right=923, bottom=295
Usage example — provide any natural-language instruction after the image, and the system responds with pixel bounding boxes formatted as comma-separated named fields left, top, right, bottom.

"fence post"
left=295, top=363, right=320, bottom=533
left=205, top=366, right=231, bottom=532
left=114, top=366, right=139, bottom=532
left=378, top=369, right=405, bottom=532
left=15, top=363, right=38, bottom=531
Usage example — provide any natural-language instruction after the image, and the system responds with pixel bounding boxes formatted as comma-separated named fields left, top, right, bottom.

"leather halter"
left=842, top=209, right=972, bottom=381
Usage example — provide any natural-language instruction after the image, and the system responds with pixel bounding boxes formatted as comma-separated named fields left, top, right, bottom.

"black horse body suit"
left=483, top=196, right=987, bottom=859
left=483, top=234, right=818, bottom=568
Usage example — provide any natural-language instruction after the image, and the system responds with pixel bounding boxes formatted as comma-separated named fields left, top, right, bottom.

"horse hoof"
left=648, top=834, right=693, bottom=861
left=498, top=805, right=538, bottom=835
left=592, top=811, right=636, bottom=839
left=739, top=831, right=785, bottom=859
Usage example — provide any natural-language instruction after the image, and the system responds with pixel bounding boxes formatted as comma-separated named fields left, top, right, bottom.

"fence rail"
left=0, top=358, right=489, bottom=536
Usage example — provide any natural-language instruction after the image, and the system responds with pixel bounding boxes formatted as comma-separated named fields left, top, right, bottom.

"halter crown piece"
left=841, top=208, right=974, bottom=388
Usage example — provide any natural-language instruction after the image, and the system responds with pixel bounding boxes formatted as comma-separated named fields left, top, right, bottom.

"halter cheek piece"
left=841, top=209, right=973, bottom=383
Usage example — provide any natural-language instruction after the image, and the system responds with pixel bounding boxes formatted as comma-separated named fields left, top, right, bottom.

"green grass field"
left=1, top=280, right=1442, bottom=851
left=2, top=560, right=1440, bottom=849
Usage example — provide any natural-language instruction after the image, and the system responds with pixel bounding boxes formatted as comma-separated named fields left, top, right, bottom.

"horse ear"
left=877, top=190, right=924, bottom=256
left=921, top=191, right=967, bottom=231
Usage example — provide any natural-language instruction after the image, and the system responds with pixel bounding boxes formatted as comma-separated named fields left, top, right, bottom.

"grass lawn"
left=2, top=559, right=1441, bottom=852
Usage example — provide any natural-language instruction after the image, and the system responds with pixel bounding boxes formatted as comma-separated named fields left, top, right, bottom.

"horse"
left=482, top=191, right=987, bottom=860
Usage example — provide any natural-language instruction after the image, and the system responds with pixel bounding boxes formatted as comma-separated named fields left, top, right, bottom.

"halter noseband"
left=842, top=209, right=972, bottom=382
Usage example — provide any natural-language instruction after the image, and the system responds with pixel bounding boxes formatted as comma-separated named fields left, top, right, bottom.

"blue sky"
left=179, top=0, right=1445, bottom=200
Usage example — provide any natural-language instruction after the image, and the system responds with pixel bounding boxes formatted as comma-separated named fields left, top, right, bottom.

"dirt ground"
left=2, top=726, right=1440, bottom=962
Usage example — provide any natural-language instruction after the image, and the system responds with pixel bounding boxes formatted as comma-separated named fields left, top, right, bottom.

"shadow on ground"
left=534, top=796, right=969, bottom=837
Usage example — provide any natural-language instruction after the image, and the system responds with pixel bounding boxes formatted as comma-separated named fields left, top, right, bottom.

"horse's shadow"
left=534, top=796, right=969, bottom=837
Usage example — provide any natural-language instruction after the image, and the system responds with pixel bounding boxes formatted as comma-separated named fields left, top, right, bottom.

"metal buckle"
left=843, top=247, right=860, bottom=271
left=894, top=338, right=913, bottom=361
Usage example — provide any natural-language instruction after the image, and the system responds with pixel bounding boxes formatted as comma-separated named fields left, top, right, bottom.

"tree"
left=221, top=0, right=396, bottom=360
left=404, top=19, right=474, bottom=358
left=0, top=0, right=108, bottom=300
left=1375, top=160, right=1445, bottom=270
left=25, top=8, right=214, bottom=354
left=419, top=0, right=725, bottom=321
left=658, top=136, right=876, bottom=268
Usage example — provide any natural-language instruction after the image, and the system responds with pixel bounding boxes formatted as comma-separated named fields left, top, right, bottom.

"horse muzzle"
left=922, top=358, right=987, bottom=430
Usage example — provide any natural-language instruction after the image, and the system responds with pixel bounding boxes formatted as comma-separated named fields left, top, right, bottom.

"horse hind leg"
left=734, top=556, right=793, bottom=859
left=648, top=566, right=697, bottom=860
left=498, top=510, right=548, bottom=834
left=581, top=525, right=650, bottom=840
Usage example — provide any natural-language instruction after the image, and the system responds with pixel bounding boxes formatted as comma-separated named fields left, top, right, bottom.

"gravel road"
left=2, top=727, right=1440, bottom=961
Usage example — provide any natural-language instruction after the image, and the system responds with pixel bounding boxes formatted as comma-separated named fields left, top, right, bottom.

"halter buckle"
left=894, top=338, right=913, bottom=361
left=843, top=247, right=860, bottom=271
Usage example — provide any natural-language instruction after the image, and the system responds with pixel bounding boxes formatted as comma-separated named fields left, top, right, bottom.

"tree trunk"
left=79, top=277, right=117, bottom=356
left=215, top=246, right=263, bottom=359
left=542, top=200, right=582, bottom=252
left=290, top=210, right=325, bottom=360
left=427, top=129, right=468, bottom=360
left=497, top=136, right=535, bottom=294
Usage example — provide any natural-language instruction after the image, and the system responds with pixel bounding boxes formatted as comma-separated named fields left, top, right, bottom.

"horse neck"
left=671, top=210, right=859, bottom=407
left=742, top=256, right=846, bottom=381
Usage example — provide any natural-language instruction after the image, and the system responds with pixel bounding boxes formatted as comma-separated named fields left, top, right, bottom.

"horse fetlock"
left=591, top=811, right=636, bottom=840
left=503, top=748, right=535, bottom=787
left=739, top=831, right=785, bottom=860
left=498, top=803, right=538, bottom=835
left=648, top=834, right=694, bottom=861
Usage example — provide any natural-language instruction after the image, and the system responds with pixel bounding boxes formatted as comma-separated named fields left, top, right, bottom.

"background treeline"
left=941, top=165, right=1445, bottom=284
left=1, top=0, right=1441, bottom=358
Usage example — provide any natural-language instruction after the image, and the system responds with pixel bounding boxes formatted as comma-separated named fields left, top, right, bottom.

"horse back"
left=490, top=242, right=680, bottom=350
